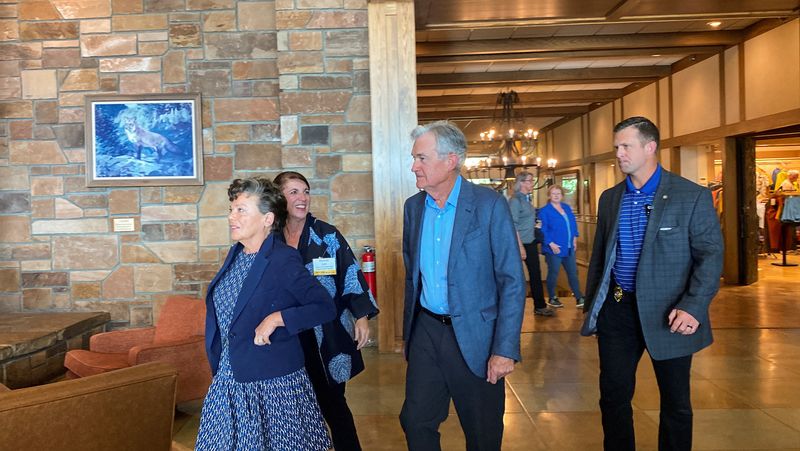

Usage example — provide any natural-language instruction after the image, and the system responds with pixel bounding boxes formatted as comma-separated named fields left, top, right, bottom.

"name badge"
left=312, top=258, right=337, bottom=276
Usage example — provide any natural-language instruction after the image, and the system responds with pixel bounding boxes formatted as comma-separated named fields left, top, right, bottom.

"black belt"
left=421, top=307, right=452, bottom=325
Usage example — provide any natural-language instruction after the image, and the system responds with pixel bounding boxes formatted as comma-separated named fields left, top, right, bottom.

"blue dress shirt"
left=613, top=165, right=662, bottom=292
left=419, top=176, right=462, bottom=314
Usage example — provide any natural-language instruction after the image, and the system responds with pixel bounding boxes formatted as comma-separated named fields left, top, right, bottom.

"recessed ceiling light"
left=651, top=54, right=661, bottom=57
left=707, top=21, right=722, bottom=28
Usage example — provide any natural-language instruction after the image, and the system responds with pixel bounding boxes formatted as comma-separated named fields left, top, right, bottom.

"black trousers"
left=522, top=241, right=547, bottom=309
left=400, top=311, right=505, bottom=451
left=596, top=289, right=693, bottom=451
left=300, top=330, right=362, bottom=451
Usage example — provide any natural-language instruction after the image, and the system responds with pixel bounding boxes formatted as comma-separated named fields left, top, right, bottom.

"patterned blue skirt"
left=195, top=367, right=331, bottom=451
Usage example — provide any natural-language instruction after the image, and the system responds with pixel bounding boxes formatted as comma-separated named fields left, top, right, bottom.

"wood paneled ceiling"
left=414, top=0, right=800, bottom=147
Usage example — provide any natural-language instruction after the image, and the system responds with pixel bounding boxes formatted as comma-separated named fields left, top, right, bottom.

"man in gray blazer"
left=581, top=116, right=723, bottom=451
left=400, top=121, right=526, bottom=450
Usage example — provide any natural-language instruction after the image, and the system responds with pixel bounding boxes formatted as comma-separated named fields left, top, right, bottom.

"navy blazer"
left=581, top=170, right=723, bottom=360
left=204, top=234, right=336, bottom=383
left=402, top=179, right=526, bottom=378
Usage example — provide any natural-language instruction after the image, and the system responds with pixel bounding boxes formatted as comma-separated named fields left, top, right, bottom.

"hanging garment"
left=780, top=196, right=800, bottom=223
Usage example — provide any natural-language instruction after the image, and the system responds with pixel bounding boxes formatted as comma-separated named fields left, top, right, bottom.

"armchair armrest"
left=90, top=328, right=156, bottom=353
left=128, top=336, right=205, bottom=366
left=129, top=336, right=211, bottom=403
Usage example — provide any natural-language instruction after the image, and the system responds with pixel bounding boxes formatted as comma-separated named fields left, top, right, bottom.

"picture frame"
left=554, top=169, right=580, bottom=213
left=85, top=93, right=203, bottom=187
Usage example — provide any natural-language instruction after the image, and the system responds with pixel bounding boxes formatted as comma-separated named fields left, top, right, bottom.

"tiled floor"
left=174, top=253, right=800, bottom=450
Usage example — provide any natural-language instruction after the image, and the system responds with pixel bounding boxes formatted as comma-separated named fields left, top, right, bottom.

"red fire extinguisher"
left=361, top=245, right=377, bottom=299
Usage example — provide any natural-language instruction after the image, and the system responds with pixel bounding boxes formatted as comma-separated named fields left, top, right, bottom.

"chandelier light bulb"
left=480, top=132, right=486, bottom=140
left=508, top=128, right=515, bottom=138
left=547, top=158, right=557, bottom=168
left=536, top=156, right=542, bottom=165
left=533, top=130, right=539, bottom=139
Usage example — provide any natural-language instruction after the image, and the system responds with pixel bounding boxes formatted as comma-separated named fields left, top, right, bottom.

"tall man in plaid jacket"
left=581, top=117, right=723, bottom=451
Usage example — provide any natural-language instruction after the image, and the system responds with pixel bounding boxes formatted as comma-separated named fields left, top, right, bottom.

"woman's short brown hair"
left=227, top=177, right=287, bottom=232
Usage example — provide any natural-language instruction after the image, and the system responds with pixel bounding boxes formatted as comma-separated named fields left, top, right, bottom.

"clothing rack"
left=772, top=192, right=799, bottom=267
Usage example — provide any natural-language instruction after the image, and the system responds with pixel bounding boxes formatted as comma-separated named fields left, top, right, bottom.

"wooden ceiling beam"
left=417, top=66, right=670, bottom=86
left=417, top=89, right=623, bottom=107
left=416, top=46, right=725, bottom=64
left=418, top=105, right=591, bottom=121
left=415, top=31, right=742, bottom=57
left=416, top=78, right=643, bottom=91
left=605, top=0, right=643, bottom=21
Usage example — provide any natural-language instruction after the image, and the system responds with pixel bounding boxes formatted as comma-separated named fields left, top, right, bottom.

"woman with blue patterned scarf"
left=274, top=171, right=380, bottom=451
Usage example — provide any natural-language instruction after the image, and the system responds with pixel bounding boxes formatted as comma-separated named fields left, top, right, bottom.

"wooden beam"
left=742, top=17, right=794, bottom=40
left=414, top=0, right=432, bottom=29
left=416, top=46, right=725, bottom=65
left=416, top=31, right=742, bottom=57
left=368, top=0, right=418, bottom=354
left=605, top=0, right=643, bottom=21
left=417, top=66, right=671, bottom=87
left=417, top=78, right=641, bottom=91
left=417, top=89, right=624, bottom=107
left=418, top=105, right=591, bottom=121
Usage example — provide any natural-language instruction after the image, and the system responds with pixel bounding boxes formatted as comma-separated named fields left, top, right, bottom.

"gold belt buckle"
left=614, top=285, right=624, bottom=302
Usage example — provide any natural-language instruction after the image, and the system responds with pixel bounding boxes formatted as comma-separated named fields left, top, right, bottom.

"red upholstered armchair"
left=64, top=295, right=211, bottom=403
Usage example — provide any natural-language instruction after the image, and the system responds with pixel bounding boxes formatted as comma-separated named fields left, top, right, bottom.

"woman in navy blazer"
left=196, top=177, right=336, bottom=451
left=539, top=184, right=586, bottom=309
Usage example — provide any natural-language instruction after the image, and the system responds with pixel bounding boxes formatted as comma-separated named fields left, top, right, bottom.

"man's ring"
left=686, top=325, right=693, bottom=329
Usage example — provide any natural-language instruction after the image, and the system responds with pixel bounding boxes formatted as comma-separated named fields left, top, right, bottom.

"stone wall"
left=0, top=0, right=373, bottom=327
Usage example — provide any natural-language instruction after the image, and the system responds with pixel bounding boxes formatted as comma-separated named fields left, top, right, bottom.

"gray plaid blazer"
left=581, top=170, right=723, bottom=360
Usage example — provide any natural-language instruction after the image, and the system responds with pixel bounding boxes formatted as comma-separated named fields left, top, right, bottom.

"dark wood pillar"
left=721, top=138, right=739, bottom=283
left=722, top=137, right=758, bottom=284
left=736, top=137, right=759, bottom=284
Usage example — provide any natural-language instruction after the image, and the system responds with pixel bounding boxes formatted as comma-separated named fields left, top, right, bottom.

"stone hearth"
left=0, top=312, right=110, bottom=388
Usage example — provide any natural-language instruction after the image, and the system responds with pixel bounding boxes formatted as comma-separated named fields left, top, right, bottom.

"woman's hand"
left=354, top=316, right=370, bottom=350
left=549, top=242, right=561, bottom=254
left=573, top=237, right=578, bottom=250
left=519, top=246, right=527, bottom=260
left=254, top=311, right=285, bottom=346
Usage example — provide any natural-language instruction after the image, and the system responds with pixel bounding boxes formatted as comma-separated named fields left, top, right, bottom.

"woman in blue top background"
left=539, top=184, right=585, bottom=309
left=275, top=171, right=380, bottom=451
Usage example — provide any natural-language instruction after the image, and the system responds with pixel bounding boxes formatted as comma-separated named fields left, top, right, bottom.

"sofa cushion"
left=153, top=295, right=206, bottom=344
left=63, top=349, right=128, bottom=377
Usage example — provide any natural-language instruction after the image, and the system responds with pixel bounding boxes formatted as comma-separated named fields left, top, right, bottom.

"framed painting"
left=85, top=93, right=203, bottom=187
left=554, top=169, right=580, bottom=213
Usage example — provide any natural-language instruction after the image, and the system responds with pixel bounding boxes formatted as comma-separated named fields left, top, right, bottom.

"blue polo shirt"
left=613, top=165, right=662, bottom=292
left=419, top=176, right=462, bottom=315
